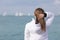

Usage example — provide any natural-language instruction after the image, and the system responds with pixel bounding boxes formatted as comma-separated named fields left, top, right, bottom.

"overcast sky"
left=0, top=0, right=60, bottom=15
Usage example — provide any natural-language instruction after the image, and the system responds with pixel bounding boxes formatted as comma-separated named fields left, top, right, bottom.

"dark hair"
left=35, top=8, right=47, bottom=17
left=34, top=8, right=46, bottom=32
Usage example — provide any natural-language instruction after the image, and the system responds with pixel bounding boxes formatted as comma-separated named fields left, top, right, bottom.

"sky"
left=0, top=0, right=60, bottom=16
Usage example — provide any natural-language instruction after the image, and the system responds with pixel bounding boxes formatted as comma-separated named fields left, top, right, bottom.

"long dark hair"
left=34, top=8, right=46, bottom=32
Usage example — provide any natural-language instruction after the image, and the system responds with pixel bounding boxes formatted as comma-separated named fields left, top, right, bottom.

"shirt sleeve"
left=24, top=23, right=30, bottom=40
left=45, top=12, right=54, bottom=27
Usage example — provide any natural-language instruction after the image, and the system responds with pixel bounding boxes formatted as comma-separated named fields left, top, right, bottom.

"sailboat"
left=2, top=12, right=7, bottom=16
left=28, top=13, right=31, bottom=16
left=19, top=12, right=23, bottom=16
left=15, top=12, right=19, bottom=16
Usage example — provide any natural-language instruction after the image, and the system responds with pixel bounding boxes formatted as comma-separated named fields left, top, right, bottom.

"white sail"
left=28, top=13, right=31, bottom=16
left=2, top=12, right=7, bottom=16
left=15, top=12, right=19, bottom=16
left=19, top=12, right=23, bottom=16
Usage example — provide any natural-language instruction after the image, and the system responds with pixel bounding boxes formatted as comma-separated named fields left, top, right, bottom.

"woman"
left=24, top=8, right=54, bottom=40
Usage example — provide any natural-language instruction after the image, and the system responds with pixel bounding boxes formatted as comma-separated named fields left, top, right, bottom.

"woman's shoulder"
left=25, top=18, right=35, bottom=27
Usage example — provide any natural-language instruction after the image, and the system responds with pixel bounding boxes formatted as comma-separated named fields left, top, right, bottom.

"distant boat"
left=2, top=12, right=7, bottom=16
left=19, top=12, right=23, bottom=16
left=15, top=12, right=24, bottom=16
left=15, top=12, right=19, bottom=16
left=28, top=13, right=31, bottom=16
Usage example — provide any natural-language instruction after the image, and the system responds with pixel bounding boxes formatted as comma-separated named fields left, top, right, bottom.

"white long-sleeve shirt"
left=24, top=12, right=54, bottom=40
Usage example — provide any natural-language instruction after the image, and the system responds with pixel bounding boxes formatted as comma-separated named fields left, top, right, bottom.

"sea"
left=0, top=15, right=60, bottom=40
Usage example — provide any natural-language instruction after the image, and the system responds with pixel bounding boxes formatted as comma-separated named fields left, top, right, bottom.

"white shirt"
left=24, top=12, right=54, bottom=40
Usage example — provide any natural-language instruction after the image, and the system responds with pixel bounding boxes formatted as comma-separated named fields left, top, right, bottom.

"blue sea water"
left=0, top=16, right=60, bottom=40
